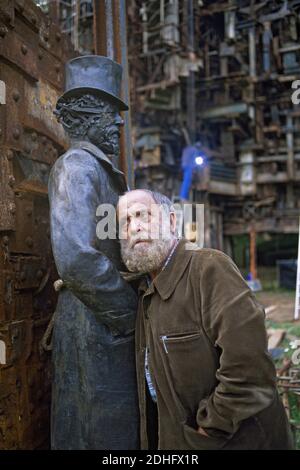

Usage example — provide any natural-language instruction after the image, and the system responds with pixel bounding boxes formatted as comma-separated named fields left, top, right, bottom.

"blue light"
left=195, top=155, right=204, bottom=166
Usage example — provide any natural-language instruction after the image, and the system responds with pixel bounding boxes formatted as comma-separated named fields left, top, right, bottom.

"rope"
left=40, top=310, right=57, bottom=352
left=40, top=271, right=145, bottom=352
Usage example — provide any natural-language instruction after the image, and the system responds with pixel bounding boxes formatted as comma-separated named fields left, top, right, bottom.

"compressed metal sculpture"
left=48, top=56, right=139, bottom=449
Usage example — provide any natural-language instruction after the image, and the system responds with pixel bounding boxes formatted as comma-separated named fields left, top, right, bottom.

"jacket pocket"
left=159, top=330, right=219, bottom=414
left=160, top=332, right=202, bottom=354
left=182, top=423, right=226, bottom=450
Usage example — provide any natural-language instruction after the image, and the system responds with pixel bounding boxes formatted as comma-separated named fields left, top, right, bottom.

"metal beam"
left=93, top=0, right=134, bottom=187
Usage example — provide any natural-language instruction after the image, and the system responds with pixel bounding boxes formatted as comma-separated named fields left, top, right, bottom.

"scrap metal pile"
left=128, top=0, right=300, bottom=248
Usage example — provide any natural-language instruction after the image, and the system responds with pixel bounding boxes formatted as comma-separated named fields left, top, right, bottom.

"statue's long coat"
left=48, top=141, right=139, bottom=449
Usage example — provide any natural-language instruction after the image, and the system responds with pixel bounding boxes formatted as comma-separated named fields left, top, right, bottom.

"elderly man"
left=117, top=189, right=293, bottom=450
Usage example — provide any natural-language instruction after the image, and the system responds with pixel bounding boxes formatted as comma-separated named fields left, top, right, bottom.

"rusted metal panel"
left=0, top=28, right=39, bottom=82
left=0, top=149, right=15, bottom=231
left=0, top=0, right=74, bottom=449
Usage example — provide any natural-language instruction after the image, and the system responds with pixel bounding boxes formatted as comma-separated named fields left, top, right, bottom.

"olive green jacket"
left=136, top=239, right=293, bottom=450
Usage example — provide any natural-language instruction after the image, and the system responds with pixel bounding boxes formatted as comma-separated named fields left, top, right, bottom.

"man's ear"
left=170, top=212, right=177, bottom=235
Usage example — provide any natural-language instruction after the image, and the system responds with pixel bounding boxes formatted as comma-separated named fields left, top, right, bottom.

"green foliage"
left=266, top=319, right=300, bottom=449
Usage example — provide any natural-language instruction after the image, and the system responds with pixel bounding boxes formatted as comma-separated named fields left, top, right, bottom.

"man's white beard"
left=120, top=236, right=174, bottom=273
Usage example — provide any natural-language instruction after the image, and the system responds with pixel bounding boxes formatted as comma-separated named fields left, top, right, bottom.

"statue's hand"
left=53, top=279, right=64, bottom=291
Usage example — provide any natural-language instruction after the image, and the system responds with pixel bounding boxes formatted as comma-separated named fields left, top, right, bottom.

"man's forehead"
left=118, top=191, right=154, bottom=211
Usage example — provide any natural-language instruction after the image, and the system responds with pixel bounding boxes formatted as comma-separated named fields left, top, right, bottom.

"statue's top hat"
left=56, top=55, right=128, bottom=111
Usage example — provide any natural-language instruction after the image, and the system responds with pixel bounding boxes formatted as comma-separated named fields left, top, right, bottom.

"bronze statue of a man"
left=48, top=56, right=139, bottom=449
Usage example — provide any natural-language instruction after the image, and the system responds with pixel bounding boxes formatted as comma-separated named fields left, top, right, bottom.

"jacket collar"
left=139, top=238, right=198, bottom=300
left=73, top=141, right=126, bottom=178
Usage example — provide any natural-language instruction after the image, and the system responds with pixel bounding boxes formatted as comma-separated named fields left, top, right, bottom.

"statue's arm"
left=48, top=151, right=137, bottom=335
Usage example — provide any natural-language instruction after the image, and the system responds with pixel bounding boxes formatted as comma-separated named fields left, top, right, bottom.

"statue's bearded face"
left=55, top=94, right=124, bottom=158
left=87, top=101, right=124, bottom=157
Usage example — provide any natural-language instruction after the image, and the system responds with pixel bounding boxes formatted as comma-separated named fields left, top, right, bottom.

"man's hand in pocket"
left=197, top=427, right=209, bottom=437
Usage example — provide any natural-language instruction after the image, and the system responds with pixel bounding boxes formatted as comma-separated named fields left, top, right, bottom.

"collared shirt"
left=145, top=239, right=179, bottom=402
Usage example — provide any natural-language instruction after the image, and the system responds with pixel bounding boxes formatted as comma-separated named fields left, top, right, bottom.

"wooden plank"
left=267, top=329, right=286, bottom=349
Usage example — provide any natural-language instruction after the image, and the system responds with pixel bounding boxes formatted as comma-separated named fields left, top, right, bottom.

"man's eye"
left=140, top=211, right=149, bottom=220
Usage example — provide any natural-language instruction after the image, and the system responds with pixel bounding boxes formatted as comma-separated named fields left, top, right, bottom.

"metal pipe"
left=105, top=0, right=114, bottom=59
left=93, top=0, right=107, bottom=55
left=250, top=224, right=257, bottom=280
left=93, top=0, right=134, bottom=185
left=114, top=0, right=134, bottom=187
left=186, top=0, right=196, bottom=144
left=248, top=26, right=256, bottom=78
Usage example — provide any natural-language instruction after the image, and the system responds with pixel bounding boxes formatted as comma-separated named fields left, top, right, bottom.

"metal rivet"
left=21, top=44, right=27, bottom=55
left=13, top=128, right=20, bottom=140
left=36, top=270, right=43, bottom=280
left=7, top=150, right=13, bottom=160
left=12, top=90, right=20, bottom=102
left=8, top=175, right=15, bottom=187
left=2, top=236, right=9, bottom=245
left=0, top=26, right=8, bottom=38
left=25, top=237, right=33, bottom=247
left=9, top=203, right=16, bottom=214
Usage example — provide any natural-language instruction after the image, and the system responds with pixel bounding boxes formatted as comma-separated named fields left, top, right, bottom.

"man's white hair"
left=122, top=189, right=173, bottom=211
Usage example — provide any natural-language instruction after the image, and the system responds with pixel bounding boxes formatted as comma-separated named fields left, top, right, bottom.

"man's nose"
left=130, top=218, right=142, bottom=234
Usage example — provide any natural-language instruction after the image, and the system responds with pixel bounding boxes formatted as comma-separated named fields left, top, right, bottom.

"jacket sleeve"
left=197, top=251, right=276, bottom=437
left=48, top=151, right=137, bottom=336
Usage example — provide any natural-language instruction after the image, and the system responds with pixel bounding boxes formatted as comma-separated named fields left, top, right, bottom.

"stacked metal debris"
left=128, top=0, right=300, bottom=250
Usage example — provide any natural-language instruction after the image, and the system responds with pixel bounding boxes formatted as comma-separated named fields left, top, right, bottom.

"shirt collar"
left=139, top=238, right=199, bottom=300
left=161, top=238, right=179, bottom=271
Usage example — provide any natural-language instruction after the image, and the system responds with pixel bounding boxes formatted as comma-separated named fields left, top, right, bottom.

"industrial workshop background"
left=1, top=0, right=300, bottom=449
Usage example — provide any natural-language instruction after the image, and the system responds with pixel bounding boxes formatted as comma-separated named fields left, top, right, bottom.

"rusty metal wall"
left=0, top=0, right=74, bottom=449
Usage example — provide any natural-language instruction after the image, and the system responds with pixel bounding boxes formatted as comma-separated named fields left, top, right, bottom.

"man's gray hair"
left=125, top=189, right=175, bottom=213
